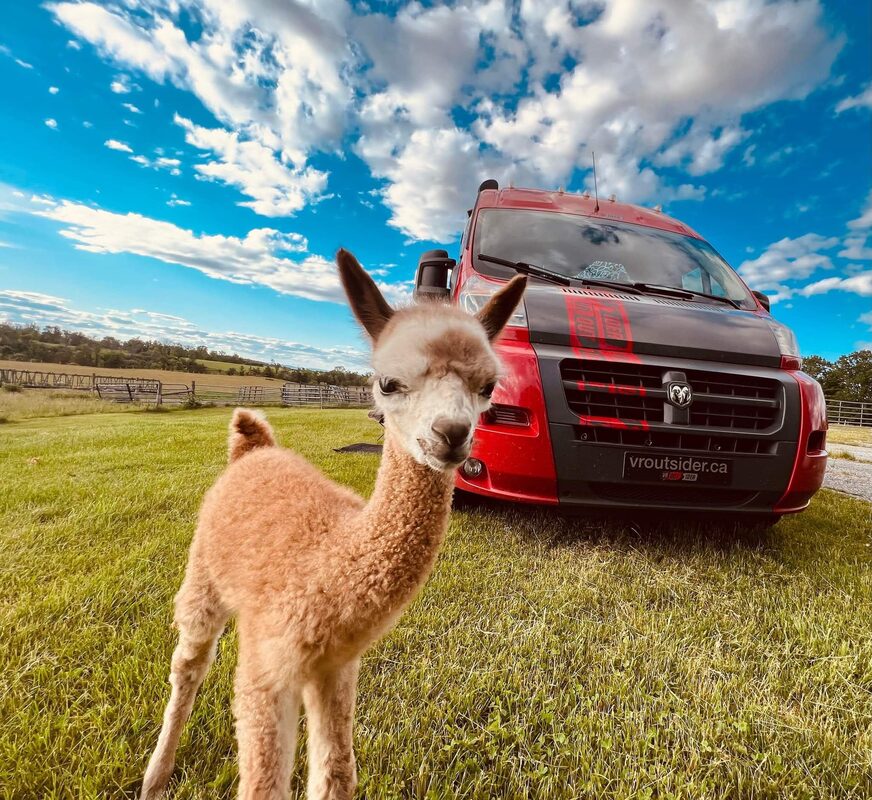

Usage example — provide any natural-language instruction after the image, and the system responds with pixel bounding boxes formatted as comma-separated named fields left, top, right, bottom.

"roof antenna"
left=591, top=150, right=600, bottom=212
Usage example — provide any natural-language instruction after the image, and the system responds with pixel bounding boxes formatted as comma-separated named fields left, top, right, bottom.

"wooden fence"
left=827, top=399, right=872, bottom=428
left=0, top=368, right=372, bottom=409
left=5, top=366, right=867, bottom=423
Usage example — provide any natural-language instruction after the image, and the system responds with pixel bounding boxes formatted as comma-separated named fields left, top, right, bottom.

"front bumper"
left=457, top=334, right=826, bottom=514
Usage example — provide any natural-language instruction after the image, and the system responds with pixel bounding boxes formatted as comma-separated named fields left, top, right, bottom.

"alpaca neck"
left=353, top=432, right=454, bottom=611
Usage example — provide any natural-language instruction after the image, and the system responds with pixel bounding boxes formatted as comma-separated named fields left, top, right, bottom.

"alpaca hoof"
left=141, top=764, right=172, bottom=800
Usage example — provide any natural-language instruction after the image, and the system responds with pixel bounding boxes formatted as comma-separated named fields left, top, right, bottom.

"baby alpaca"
left=141, top=249, right=526, bottom=799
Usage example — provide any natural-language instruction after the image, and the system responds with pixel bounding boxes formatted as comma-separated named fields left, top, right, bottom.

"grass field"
left=0, top=386, right=143, bottom=422
left=828, top=424, right=872, bottom=447
left=2, top=408, right=871, bottom=799
left=194, top=358, right=253, bottom=373
left=0, top=359, right=287, bottom=388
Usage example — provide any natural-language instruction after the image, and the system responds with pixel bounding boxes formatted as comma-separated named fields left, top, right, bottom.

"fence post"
left=191, top=380, right=196, bottom=402
left=156, top=381, right=163, bottom=407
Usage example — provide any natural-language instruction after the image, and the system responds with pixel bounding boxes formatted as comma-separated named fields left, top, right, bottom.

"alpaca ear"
left=476, top=274, right=528, bottom=340
left=336, top=248, right=395, bottom=341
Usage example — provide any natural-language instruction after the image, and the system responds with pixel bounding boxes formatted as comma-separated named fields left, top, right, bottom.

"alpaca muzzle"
left=427, top=418, right=472, bottom=466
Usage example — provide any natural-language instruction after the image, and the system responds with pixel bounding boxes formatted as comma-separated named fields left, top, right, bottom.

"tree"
left=828, top=350, right=872, bottom=402
left=802, top=355, right=831, bottom=384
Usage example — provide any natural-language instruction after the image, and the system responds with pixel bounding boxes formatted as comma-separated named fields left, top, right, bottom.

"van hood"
left=522, top=283, right=782, bottom=368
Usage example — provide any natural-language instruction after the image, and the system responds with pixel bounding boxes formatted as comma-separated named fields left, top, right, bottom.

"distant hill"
left=0, top=323, right=371, bottom=386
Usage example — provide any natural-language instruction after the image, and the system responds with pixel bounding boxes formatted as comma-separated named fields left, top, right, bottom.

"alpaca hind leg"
left=303, top=659, right=360, bottom=800
left=234, top=632, right=301, bottom=800
left=141, top=567, right=228, bottom=799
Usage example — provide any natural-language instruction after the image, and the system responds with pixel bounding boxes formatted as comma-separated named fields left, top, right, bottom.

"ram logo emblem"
left=667, top=382, right=693, bottom=408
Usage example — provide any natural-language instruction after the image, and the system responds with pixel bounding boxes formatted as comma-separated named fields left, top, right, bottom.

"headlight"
left=766, top=318, right=802, bottom=369
left=457, top=274, right=528, bottom=328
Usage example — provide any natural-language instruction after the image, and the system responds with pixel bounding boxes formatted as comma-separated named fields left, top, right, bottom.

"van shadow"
left=454, top=491, right=779, bottom=556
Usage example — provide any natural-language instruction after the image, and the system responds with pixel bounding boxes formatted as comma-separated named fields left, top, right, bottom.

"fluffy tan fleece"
left=141, top=411, right=453, bottom=800
left=141, top=249, right=526, bottom=800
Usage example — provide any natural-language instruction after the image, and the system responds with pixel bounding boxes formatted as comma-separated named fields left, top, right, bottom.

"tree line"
left=802, top=351, right=872, bottom=402
left=2, top=322, right=869, bottom=398
left=0, top=323, right=372, bottom=386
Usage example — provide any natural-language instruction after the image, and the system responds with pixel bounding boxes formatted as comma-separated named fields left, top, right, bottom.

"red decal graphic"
left=577, top=380, right=646, bottom=397
left=563, top=293, right=638, bottom=360
left=575, top=415, right=650, bottom=431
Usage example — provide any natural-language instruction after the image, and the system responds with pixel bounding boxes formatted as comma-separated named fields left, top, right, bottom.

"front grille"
left=589, top=482, right=758, bottom=507
left=575, top=425, right=777, bottom=455
left=560, top=359, right=781, bottom=432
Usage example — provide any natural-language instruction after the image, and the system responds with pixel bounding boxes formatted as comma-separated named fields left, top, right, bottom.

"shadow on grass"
left=454, top=490, right=779, bottom=555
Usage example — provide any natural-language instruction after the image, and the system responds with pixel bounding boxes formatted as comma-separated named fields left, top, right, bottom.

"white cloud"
left=166, top=194, right=191, bottom=207
left=799, top=272, right=872, bottom=297
left=0, top=45, right=34, bottom=69
left=82, top=120, right=93, bottom=128
left=44, top=118, right=58, bottom=130
left=0, top=290, right=369, bottom=370
left=847, top=192, right=872, bottom=231
left=839, top=238, right=872, bottom=261
left=104, top=139, right=132, bottom=153
left=361, top=0, right=842, bottom=238
left=739, top=193, right=872, bottom=301
left=110, top=74, right=136, bottom=93
left=738, top=233, right=839, bottom=290
left=67, top=39, right=81, bottom=50
left=657, top=124, right=749, bottom=176
left=835, top=83, right=872, bottom=113
left=46, top=0, right=844, bottom=240
left=840, top=192, right=872, bottom=260
left=20, top=193, right=406, bottom=306
left=48, top=86, right=60, bottom=95
left=130, top=154, right=181, bottom=174
left=175, top=114, right=327, bottom=217
left=121, top=102, right=141, bottom=114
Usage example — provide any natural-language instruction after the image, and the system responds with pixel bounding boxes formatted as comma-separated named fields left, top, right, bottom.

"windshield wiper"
left=477, top=253, right=571, bottom=285
left=633, top=282, right=741, bottom=309
left=477, top=254, right=644, bottom=294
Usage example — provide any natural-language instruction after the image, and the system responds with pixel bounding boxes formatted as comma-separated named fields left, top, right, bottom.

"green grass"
left=830, top=451, right=859, bottom=461
left=828, top=425, right=872, bottom=447
left=2, top=409, right=871, bottom=799
left=194, top=358, right=249, bottom=373
left=0, top=386, right=142, bottom=422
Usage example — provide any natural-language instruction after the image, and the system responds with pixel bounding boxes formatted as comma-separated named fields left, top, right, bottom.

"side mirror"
left=752, top=290, right=770, bottom=312
left=414, top=249, right=455, bottom=301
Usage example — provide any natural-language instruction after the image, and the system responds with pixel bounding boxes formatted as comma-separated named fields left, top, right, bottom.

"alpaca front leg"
left=142, top=572, right=227, bottom=799
left=303, top=659, right=360, bottom=800
left=234, top=669, right=301, bottom=800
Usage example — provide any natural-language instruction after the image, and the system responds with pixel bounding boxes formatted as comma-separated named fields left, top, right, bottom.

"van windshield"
left=473, top=208, right=755, bottom=309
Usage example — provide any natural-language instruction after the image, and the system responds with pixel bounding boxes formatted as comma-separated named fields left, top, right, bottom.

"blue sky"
left=0, top=0, right=869, bottom=369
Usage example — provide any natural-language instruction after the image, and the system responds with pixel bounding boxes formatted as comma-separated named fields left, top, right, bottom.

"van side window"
left=452, top=212, right=473, bottom=293
left=682, top=267, right=727, bottom=296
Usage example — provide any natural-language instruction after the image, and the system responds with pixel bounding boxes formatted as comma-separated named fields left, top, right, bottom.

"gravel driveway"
left=824, top=443, right=872, bottom=503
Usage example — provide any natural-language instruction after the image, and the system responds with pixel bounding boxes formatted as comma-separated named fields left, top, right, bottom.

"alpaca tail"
left=228, top=408, right=276, bottom=462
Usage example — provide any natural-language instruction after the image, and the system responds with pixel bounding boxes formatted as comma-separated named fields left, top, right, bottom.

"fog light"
left=462, top=458, right=484, bottom=478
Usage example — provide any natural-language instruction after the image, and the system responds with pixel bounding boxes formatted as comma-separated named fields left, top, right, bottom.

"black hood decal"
left=523, top=285, right=781, bottom=368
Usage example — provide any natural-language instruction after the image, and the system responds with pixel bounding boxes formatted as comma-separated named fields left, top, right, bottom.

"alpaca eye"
left=480, top=381, right=496, bottom=399
left=378, top=377, right=403, bottom=394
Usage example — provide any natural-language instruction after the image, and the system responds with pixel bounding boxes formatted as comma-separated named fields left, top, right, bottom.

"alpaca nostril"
left=431, top=418, right=471, bottom=451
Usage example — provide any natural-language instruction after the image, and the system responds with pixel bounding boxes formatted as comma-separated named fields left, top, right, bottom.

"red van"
left=414, top=181, right=828, bottom=524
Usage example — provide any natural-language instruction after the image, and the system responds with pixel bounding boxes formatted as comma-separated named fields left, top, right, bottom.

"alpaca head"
left=337, top=249, right=527, bottom=471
